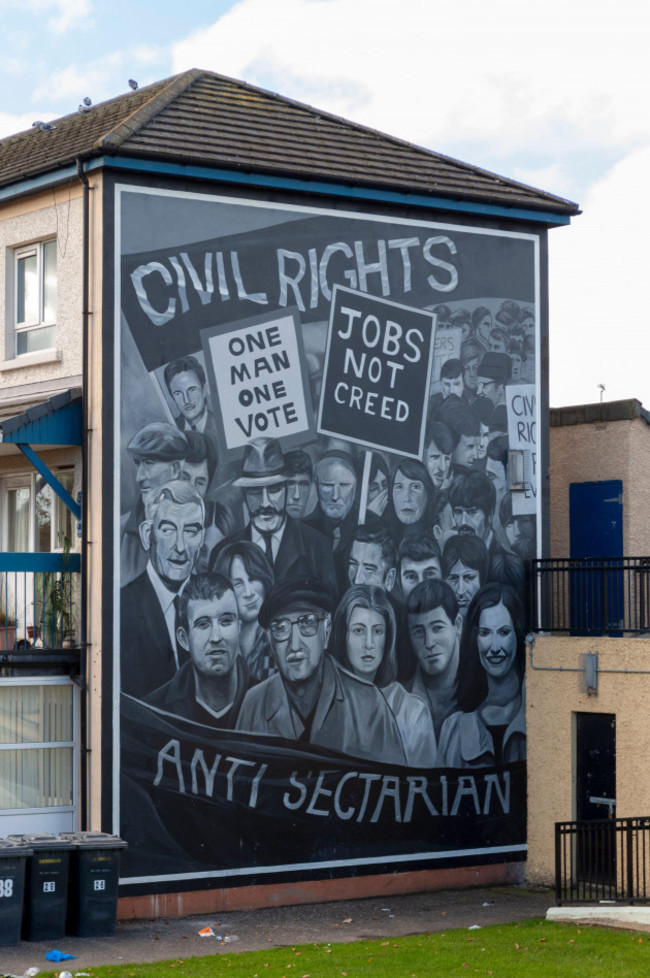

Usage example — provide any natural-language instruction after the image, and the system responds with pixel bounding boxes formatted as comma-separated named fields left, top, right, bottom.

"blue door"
left=569, top=481, right=623, bottom=634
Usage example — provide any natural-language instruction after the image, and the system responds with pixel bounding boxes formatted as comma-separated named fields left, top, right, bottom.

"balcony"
left=0, top=552, right=82, bottom=670
left=529, top=557, right=650, bottom=636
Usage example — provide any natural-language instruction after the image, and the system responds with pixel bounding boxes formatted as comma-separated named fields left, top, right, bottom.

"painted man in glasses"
left=236, top=576, right=405, bottom=764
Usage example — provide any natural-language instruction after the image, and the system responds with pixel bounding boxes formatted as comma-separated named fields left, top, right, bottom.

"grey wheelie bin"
left=8, top=832, right=73, bottom=941
left=60, top=831, right=127, bottom=937
left=0, top=838, right=33, bottom=945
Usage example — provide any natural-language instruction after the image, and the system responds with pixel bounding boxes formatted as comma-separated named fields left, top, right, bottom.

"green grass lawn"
left=38, top=919, right=650, bottom=978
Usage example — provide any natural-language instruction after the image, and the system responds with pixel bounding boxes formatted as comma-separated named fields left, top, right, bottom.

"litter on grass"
left=469, top=925, right=482, bottom=930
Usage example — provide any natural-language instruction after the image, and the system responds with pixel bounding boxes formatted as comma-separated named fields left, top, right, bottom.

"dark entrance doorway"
left=569, top=481, right=623, bottom=634
left=576, top=712, right=616, bottom=886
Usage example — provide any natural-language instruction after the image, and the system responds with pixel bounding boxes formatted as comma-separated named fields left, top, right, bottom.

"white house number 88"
left=0, top=878, right=14, bottom=897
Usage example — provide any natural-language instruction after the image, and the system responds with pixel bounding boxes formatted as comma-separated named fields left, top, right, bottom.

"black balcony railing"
left=528, top=557, right=650, bottom=635
left=556, top=817, right=650, bottom=904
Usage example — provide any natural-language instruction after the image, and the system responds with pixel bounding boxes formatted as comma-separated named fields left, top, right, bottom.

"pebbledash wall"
left=103, top=173, right=546, bottom=916
left=526, top=400, right=650, bottom=885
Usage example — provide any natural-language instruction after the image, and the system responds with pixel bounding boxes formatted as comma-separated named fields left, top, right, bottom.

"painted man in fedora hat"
left=214, top=437, right=337, bottom=594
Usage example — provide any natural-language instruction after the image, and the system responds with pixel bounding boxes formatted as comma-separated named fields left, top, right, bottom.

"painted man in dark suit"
left=164, top=355, right=218, bottom=448
left=121, top=480, right=204, bottom=698
left=236, top=576, right=405, bottom=764
left=146, top=572, right=249, bottom=727
left=305, top=449, right=359, bottom=590
left=214, top=438, right=337, bottom=595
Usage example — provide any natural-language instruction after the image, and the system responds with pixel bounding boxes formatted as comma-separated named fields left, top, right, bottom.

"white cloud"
left=47, top=0, right=91, bottom=33
left=549, top=145, right=650, bottom=408
left=31, top=46, right=164, bottom=108
left=0, top=112, right=46, bottom=139
left=171, top=0, right=650, bottom=161
left=0, top=0, right=91, bottom=33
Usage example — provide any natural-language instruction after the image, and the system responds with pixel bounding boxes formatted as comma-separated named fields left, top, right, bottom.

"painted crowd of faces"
left=121, top=297, right=533, bottom=770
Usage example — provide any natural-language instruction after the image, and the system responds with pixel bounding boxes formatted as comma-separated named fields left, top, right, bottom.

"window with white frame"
left=4, top=468, right=75, bottom=553
left=14, top=239, right=57, bottom=355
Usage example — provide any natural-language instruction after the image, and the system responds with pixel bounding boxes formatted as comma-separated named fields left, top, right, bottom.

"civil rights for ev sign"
left=318, top=286, right=436, bottom=458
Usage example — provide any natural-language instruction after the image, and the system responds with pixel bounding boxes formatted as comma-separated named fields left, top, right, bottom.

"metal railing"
left=556, top=817, right=650, bottom=904
left=0, top=551, right=82, bottom=667
left=529, top=557, right=650, bottom=635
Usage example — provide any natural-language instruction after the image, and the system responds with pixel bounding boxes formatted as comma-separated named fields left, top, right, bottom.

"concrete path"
left=2, top=884, right=553, bottom=973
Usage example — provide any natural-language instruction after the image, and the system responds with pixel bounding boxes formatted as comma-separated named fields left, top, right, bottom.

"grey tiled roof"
left=0, top=69, right=579, bottom=216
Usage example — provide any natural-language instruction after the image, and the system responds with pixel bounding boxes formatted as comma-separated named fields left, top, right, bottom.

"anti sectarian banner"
left=120, top=694, right=526, bottom=882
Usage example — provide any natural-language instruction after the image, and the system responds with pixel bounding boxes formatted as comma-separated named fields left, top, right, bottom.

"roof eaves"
left=105, top=142, right=576, bottom=219
left=94, top=69, right=204, bottom=153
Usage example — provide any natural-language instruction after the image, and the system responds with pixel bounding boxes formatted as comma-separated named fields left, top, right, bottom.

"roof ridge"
left=95, top=69, right=204, bottom=152
left=186, top=69, right=578, bottom=211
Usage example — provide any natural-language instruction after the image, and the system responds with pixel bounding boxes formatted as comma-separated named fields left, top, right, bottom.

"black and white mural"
left=114, top=186, right=538, bottom=885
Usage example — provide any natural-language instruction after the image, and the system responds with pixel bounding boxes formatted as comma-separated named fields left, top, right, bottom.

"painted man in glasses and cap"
left=475, top=352, right=512, bottom=408
left=215, top=437, right=337, bottom=594
left=236, top=576, right=405, bottom=764
left=120, top=422, right=189, bottom=586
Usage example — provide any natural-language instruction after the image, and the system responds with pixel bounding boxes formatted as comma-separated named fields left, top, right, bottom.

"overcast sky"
left=1, top=0, right=648, bottom=408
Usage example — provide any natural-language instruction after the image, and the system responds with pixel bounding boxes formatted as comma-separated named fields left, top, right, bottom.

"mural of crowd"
left=119, top=296, right=532, bottom=773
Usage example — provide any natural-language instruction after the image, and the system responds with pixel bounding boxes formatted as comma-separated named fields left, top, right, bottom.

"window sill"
left=0, top=349, right=62, bottom=373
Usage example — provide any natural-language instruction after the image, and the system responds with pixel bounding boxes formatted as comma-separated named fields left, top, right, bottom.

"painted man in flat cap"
left=214, top=437, right=337, bottom=594
left=236, top=576, right=406, bottom=764
left=121, top=422, right=188, bottom=585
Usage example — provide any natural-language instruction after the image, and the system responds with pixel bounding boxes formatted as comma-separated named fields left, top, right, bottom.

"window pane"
left=55, top=472, right=75, bottom=550
left=0, top=747, right=73, bottom=809
left=35, top=477, right=53, bottom=553
left=17, top=324, right=55, bottom=354
left=7, top=487, right=31, bottom=551
left=43, top=239, right=57, bottom=322
left=0, top=684, right=73, bottom=744
left=17, top=253, right=38, bottom=324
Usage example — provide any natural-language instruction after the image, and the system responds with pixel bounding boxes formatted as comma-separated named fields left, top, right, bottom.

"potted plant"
left=0, top=606, right=17, bottom=651
left=39, top=537, right=74, bottom=648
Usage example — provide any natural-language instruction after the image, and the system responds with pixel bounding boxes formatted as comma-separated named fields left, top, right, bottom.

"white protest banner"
left=202, top=309, right=314, bottom=454
left=506, top=384, right=537, bottom=515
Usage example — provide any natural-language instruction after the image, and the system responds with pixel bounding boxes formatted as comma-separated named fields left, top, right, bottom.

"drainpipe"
left=76, top=158, right=90, bottom=829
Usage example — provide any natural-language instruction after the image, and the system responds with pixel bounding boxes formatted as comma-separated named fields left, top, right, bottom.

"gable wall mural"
left=113, top=184, right=540, bottom=888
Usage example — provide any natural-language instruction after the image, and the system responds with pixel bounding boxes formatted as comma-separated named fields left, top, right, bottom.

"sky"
left=1, top=0, right=648, bottom=409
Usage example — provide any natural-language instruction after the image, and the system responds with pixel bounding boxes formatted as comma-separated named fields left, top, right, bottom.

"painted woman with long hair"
left=436, top=583, right=525, bottom=768
left=385, top=458, right=435, bottom=543
left=331, top=585, right=436, bottom=767
left=212, top=540, right=275, bottom=684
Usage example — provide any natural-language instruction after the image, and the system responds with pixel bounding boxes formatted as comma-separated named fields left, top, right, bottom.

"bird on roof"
left=32, top=120, right=57, bottom=132
left=78, top=103, right=92, bottom=113
left=128, top=79, right=138, bottom=90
